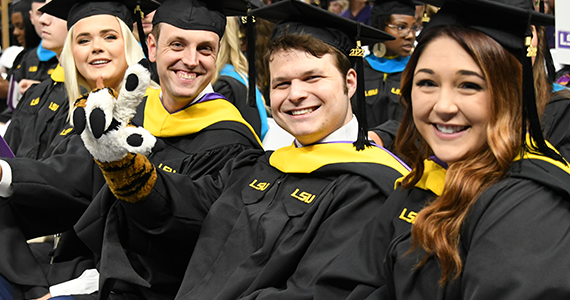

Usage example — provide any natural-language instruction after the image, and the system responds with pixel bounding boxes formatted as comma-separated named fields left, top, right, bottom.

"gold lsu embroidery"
left=158, top=163, right=176, bottom=173
left=291, top=188, right=316, bottom=204
left=399, top=208, right=417, bottom=224
left=249, top=179, right=270, bottom=191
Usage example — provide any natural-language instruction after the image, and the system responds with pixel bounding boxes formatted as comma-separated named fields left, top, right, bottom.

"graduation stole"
left=269, top=142, right=411, bottom=175
left=398, top=137, right=570, bottom=197
left=142, top=88, right=261, bottom=145
left=365, top=54, right=410, bottom=74
left=514, top=136, right=570, bottom=174
left=395, top=159, right=447, bottom=197
left=50, top=64, right=65, bottom=83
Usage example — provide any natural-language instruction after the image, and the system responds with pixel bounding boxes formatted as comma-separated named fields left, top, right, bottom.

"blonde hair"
left=212, top=16, right=248, bottom=83
left=61, top=16, right=148, bottom=119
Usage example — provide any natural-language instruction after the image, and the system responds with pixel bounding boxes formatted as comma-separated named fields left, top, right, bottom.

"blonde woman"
left=0, top=0, right=159, bottom=298
left=213, top=16, right=268, bottom=140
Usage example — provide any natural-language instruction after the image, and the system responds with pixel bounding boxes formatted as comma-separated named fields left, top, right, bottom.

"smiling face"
left=12, top=12, right=26, bottom=47
left=412, top=36, right=490, bottom=164
left=383, top=14, right=417, bottom=57
left=269, top=48, right=356, bottom=145
left=148, top=23, right=219, bottom=113
left=71, top=14, right=128, bottom=90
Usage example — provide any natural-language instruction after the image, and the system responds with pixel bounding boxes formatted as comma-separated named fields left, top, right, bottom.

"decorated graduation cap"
left=250, top=0, right=395, bottom=150
left=152, top=0, right=263, bottom=39
left=39, top=0, right=160, bottom=57
left=419, top=0, right=562, bottom=162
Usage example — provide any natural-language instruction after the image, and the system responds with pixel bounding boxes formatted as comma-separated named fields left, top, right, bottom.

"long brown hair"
left=394, top=26, right=523, bottom=285
left=534, top=25, right=551, bottom=117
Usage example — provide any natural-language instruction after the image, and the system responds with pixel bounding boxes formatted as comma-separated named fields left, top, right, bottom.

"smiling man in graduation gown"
left=77, top=1, right=410, bottom=299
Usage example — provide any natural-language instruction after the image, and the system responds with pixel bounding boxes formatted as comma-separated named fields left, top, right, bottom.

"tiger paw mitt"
left=74, top=58, right=156, bottom=163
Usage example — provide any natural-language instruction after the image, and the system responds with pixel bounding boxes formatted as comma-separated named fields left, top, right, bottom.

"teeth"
left=291, top=108, right=315, bottom=116
left=177, top=71, right=196, bottom=80
left=91, top=60, right=109, bottom=65
left=436, top=124, right=467, bottom=134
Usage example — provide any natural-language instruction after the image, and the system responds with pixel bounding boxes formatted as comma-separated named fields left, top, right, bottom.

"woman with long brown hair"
left=315, top=0, right=570, bottom=299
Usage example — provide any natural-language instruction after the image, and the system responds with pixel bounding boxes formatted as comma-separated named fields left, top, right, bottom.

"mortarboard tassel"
left=521, top=13, right=564, bottom=164
left=134, top=3, right=149, bottom=59
left=351, top=22, right=371, bottom=151
left=246, top=2, right=257, bottom=108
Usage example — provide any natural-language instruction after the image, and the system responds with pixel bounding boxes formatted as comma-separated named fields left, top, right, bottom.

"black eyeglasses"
left=385, top=23, right=421, bottom=37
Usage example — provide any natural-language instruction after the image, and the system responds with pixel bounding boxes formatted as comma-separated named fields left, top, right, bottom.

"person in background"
left=14, top=0, right=58, bottom=95
left=3, top=0, right=69, bottom=160
left=315, top=1, right=570, bottom=299
left=329, top=0, right=348, bottom=14
left=213, top=16, right=268, bottom=140
left=363, top=0, right=417, bottom=145
left=340, top=0, right=371, bottom=25
left=0, top=0, right=59, bottom=124
left=532, top=23, right=570, bottom=161
left=0, top=0, right=41, bottom=114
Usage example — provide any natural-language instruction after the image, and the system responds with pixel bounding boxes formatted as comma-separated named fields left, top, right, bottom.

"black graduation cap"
left=39, top=0, right=160, bottom=31
left=418, top=0, right=563, bottom=163
left=250, top=0, right=395, bottom=150
left=371, top=0, right=417, bottom=18
left=152, top=0, right=263, bottom=39
left=39, top=0, right=160, bottom=57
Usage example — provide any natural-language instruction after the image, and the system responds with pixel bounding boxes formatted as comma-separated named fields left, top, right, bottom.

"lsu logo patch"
left=60, top=128, right=73, bottom=136
left=30, top=97, right=40, bottom=106
left=29, top=66, right=38, bottom=72
left=399, top=208, right=417, bottom=224
left=391, top=87, right=401, bottom=95
left=291, top=188, right=316, bottom=204
left=249, top=179, right=270, bottom=191
left=49, top=102, right=59, bottom=111
left=158, top=163, right=176, bottom=173
left=365, top=88, right=378, bottom=97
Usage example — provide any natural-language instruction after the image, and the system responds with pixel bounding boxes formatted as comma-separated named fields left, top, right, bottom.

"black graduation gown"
left=4, top=65, right=69, bottom=160
left=88, top=142, right=409, bottom=300
left=542, top=91, right=570, bottom=161
left=314, top=154, right=570, bottom=300
left=0, top=89, right=262, bottom=299
left=10, top=47, right=58, bottom=83
left=69, top=91, right=263, bottom=300
left=361, top=59, right=405, bottom=129
left=213, top=75, right=262, bottom=139
left=0, top=49, right=58, bottom=123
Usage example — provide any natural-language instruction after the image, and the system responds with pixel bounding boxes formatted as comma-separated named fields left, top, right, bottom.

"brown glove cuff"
left=95, top=153, right=157, bottom=203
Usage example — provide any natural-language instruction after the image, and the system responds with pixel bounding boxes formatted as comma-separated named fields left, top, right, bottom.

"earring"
left=372, top=43, right=386, bottom=58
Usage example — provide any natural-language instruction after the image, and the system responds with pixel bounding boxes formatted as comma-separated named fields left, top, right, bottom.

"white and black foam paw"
left=79, top=59, right=155, bottom=163
left=114, top=59, right=151, bottom=123
left=123, top=126, right=156, bottom=156
left=84, top=88, right=118, bottom=139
